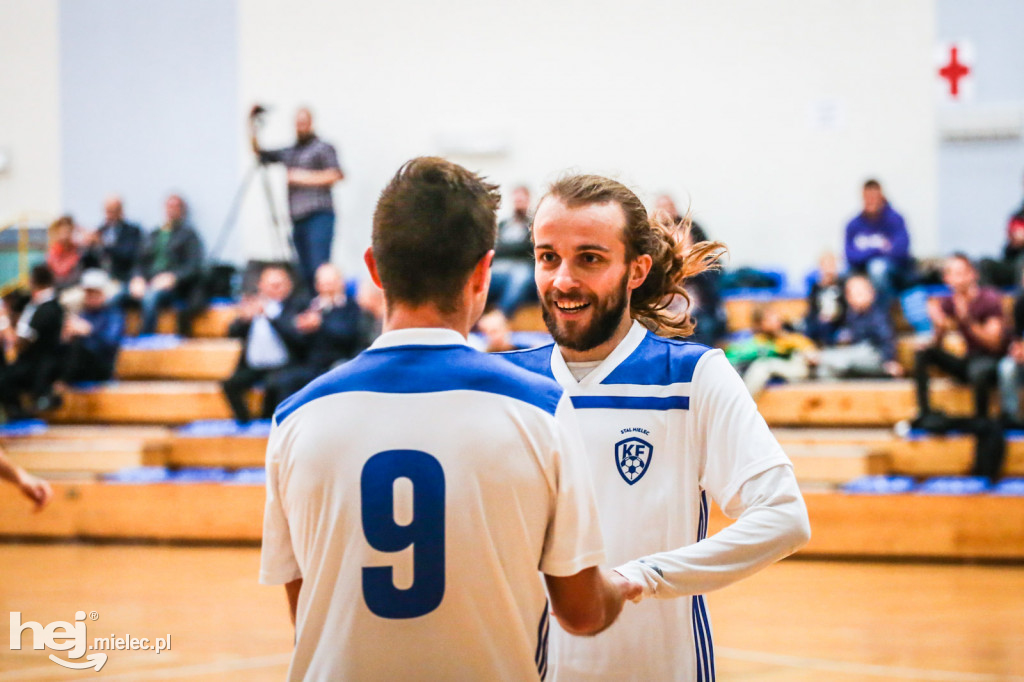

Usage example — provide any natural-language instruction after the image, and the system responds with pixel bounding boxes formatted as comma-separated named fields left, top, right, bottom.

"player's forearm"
left=615, top=466, right=810, bottom=600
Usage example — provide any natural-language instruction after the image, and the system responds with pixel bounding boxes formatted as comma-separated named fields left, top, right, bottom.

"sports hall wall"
left=2, top=0, right=944, bottom=280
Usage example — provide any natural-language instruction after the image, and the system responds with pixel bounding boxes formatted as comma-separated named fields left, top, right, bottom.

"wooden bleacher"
left=1, top=296, right=1021, bottom=561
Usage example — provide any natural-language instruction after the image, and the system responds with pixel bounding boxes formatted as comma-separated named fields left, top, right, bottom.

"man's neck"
left=384, top=304, right=472, bottom=339
left=559, top=314, right=634, bottom=364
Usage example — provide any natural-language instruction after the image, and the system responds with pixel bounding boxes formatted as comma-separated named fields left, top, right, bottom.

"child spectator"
left=804, top=251, right=846, bottom=345
left=726, top=304, right=818, bottom=395
left=817, top=274, right=901, bottom=378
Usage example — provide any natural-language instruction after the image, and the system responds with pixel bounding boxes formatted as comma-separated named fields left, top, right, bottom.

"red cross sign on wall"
left=938, top=44, right=971, bottom=99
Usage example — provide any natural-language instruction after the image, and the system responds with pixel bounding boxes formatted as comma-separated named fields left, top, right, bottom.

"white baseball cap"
left=81, top=269, right=110, bottom=291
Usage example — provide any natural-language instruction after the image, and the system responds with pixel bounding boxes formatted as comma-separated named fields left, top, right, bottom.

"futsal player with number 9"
left=259, top=157, right=632, bottom=681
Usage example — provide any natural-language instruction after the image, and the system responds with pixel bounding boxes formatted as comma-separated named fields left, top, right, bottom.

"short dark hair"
left=863, top=179, right=882, bottom=191
left=29, top=263, right=55, bottom=289
left=372, top=157, right=500, bottom=313
left=949, top=251, right=976, bottom=270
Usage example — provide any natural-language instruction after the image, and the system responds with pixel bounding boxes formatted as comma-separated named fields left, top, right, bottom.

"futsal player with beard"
left=501, top=175, right=811, bottom=682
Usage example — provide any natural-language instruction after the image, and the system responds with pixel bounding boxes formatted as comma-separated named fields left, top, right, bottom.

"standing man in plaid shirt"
left=251, top=106, right=345, bottom=291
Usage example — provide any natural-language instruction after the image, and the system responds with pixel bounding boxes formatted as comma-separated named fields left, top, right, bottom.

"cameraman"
left=250, top=106, right=344, bottom=291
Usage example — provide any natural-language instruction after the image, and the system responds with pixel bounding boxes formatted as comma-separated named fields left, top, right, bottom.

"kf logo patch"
left=615, top=437, right=653, bottom=485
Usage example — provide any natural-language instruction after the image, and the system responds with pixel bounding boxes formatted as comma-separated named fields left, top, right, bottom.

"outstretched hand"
left=610, top=569, right=644, bottom=603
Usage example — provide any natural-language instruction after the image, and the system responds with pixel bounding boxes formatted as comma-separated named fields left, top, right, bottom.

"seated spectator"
left=654, top=193, right=724, bottom=345
left=81, top=194, right=143, bottom=290
left=725, top=304, right=817, bottom=396
left=0, top=264, right=65, bottom=419
left=0, top=444, right=53, bottom=510
left=997, top=267, right=1024, bottom=428
left=222, top=264, right=307, bottom=424
left=914, top=254, right=1007, bottom=430
left=356, top=278, right=385, bottom=340
left=129, top=194, right=204, bottom=336
left=477, top=309, right=522, bottom=352
left=817, top=275, right=901, bottom=379
left=488, top=185, right=535, bottom=318
left=271, top=263, right=372, bottom=399
left=844, top=179, right=911, bottom=307
left=59, top=269, right=125, bottom=385
left=46, top=215, right=82, bottom=290
left=981, top=183, right=1024, bottom=287
left=804, top=251, right=846, bottom=345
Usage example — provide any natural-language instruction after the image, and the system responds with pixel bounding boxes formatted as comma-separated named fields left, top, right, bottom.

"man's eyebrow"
left=533, top=243, right=611, bottom=252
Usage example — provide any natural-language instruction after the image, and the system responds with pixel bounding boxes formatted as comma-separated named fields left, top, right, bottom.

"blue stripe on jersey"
left=497, top=343, right=557, bottom=381
left=601, top=331, right=711, bottom=386
left=692, top=490, right=716, bottom=681
left=535, top=600, right=549, bottom=680
left=275, top=344, right=563, bottom=424
left=569, top=396, right=690, bottom=411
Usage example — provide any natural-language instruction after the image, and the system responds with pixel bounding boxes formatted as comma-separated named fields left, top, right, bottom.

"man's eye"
left=538, top=252, right=556, bottom=263
left=581, top=254, right=601, bottom=264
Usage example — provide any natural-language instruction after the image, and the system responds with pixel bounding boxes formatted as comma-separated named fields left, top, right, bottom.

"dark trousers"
left=914, top=347, right=999, bottom=418
left=292, top=211, right=335, bottom=292
left=62, top=342, right=115, bottom=385
left=221, top=362, right=316, bottom=424
left=0, top=356, right=62, bottom=413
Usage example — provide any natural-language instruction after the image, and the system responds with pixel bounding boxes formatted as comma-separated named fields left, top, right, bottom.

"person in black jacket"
left=804, top=252, right=846, bottom=345
left=222, top=263, right=307, bottom=424
left=0, top=264, right=65, bottom=418
left=128, top=194, right=205, bottom=335
left=269, top=263, right=372, bottom=400
left=81, top=195, right=143, bottom=287
left=487, top=185, right=535, bottom=317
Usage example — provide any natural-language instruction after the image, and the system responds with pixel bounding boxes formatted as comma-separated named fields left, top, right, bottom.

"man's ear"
left=470, top=250, right=495, bottom=294
left=364, top=247, right=383, bottom=289
left=629, top=254, right=653, bottom=292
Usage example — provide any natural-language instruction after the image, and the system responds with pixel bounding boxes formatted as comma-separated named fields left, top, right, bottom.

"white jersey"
left=261, top=328, right=605, bottom=682
left=502, top=321, right=793, bottom=682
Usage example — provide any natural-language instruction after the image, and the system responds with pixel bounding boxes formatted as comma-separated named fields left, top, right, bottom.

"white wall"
left=239, top=0, right=938, bottom=282
left=0, top=0, right=61, bottom=222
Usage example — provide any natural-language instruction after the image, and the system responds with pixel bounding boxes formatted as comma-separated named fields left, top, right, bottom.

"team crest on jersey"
left=615, top=437, right=653, bottom=485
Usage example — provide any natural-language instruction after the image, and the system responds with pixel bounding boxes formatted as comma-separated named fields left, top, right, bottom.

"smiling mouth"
left=554, top=300, right=590, bottom=313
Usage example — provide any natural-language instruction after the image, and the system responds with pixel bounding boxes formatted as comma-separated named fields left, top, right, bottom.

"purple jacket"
left=844, top=203, right=910, bottom=268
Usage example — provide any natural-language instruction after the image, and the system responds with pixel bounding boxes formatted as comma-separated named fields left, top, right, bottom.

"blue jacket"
left=79, top=305, right=125, bottom=366
left=834, top=304, right=895, bottom=361
left=844, top=203, right=910, bottom=268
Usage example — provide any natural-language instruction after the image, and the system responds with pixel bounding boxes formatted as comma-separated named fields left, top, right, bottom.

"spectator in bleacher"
left=0, top=444, right=53, bottom=510
left=913, top=254, right=1007, bottom=430
left=59, top=269, right=124, bottom=385
left=980, top=185, right=1024, bottom=288
left=817, top=274, right=901, bottom=379
left=725, top=303, right=817, bottom=395
left=128, top=194, right=205, bottom=336
left=271, top=263, right=372, bottom=400
left=488, top=185, right=535, bottom=318
left=82, top=195, right=143, bottom=288
left=46, top=215, right=82, bottom=291
left=251, top=106, right=345, bottom=291
left=654, top=193, right=724, bottom=345
left=477, top=309, right=523, bottom=353
left=844, top=179, right=911, bottom=307
left=356, top=279, right=385, bottom=340
left=222, top=263, right=307, bottom=425
left=997, top=268, right=1024, bottom=428
left=0, top=264, right=65, bottom=419
left=804, top=251, right=846, bottom=345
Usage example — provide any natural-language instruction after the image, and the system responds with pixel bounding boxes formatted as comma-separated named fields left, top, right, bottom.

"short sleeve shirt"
left=260, top=136, right=341, bottom=220
left=939, top=287, right=1007, bottom=356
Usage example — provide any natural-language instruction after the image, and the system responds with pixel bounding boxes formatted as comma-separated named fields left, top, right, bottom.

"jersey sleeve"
left=692, top=349, right=791, bottom=509
left=538, top=395, right=607, bottom=577
left=259, top=420, right=302, bottom=585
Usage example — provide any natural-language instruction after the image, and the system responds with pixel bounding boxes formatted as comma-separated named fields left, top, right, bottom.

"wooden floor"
left=0, top=544, right=1021, bottom=681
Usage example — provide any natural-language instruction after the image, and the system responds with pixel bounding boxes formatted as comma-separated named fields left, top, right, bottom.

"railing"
left=0, top=212, right=50, bottom=296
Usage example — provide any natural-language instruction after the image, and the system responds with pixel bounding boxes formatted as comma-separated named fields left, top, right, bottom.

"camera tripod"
left=210, top=159, right=296, bottom=263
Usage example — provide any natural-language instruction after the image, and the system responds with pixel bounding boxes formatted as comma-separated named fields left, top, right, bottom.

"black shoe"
left=1000, top=413, right=1024, bottom=431
left=910, top=410, right=950, bottom=433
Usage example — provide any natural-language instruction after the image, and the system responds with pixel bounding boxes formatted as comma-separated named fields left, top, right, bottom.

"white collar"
left=551, top=320, right=648, bottom=387
left=370, top=327, right=469, bottom=350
